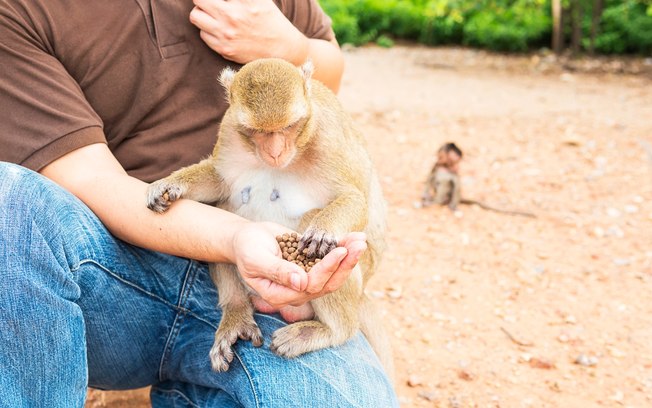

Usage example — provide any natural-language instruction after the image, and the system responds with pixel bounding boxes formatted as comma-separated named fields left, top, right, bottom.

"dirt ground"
left=86, top=45, right=652, bottom=407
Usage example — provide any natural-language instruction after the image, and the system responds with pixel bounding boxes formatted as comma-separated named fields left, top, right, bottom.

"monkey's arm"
left=146, top=158, right=229, bottom=213
left=421, top=169, right=437, bottom=204
left=41, top=143, right=369, bottom=308
left=300, top=187, right=368, bottom=258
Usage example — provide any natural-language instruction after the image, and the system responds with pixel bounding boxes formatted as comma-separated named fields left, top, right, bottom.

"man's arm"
left=189, top=0, right=345, bottom=92
left=40, top=142, right=365, bottom=308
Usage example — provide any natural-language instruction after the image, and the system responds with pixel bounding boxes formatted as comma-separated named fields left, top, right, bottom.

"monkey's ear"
left=219, top=67, right=237, bottom=99
left=300, top=59, right=314, bottom=94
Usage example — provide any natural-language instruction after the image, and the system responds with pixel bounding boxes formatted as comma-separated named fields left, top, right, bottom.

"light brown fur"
left=146, top=58, right=393, bottom=377
left=422, top=142, right=536, bottom=218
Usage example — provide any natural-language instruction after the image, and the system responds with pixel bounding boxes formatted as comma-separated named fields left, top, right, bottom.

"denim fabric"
left=0, top=162, right=397, bottom=408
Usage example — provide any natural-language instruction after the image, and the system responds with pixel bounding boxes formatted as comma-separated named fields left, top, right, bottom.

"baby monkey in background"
left=146, top=58, right=392, bottom=376
left=422, top=142, right=463, bottom=210
left=422, top=142, right=536, bottom=217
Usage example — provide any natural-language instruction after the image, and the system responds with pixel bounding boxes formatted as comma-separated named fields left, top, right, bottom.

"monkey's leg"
left=209, top=263, right=263, bottom=372
left=448, top=176, right=461, bottom=210
left=270, top=270, right=361, bottom=358
left=146, top=158, right=228, bottom=213
left=433, top=172, right=456, bottom=206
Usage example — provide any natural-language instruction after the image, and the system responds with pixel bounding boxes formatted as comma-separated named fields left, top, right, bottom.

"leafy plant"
left=318, top=0, right=652, bottom=54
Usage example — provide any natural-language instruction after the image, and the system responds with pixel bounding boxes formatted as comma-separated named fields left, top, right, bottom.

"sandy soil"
left=86, top=45, right=652, bottom=407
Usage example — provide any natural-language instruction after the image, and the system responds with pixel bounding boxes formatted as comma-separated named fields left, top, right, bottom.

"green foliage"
left=592, top=0, right=652, bottom=54
left=319, top=0, right=652, bottom=54
left=376, top=35, right=396, bottom=48
left=463, top=0, right=551, bottom=52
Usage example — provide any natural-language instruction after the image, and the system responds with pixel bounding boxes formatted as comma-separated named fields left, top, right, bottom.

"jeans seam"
left=151, top=387, right=200, bottom=408
left=158, top=260, right=198, bottom=381
left=233, top=350, right=260, bottom=408
left=73, top=259, right=182, bottom=310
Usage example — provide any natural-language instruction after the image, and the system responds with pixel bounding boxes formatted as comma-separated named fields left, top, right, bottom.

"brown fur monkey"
left=145, top=58, right=392, bottom=375
left=422, top=142, right=536, bottom=217
left=422, top=142, right=463, bottom=210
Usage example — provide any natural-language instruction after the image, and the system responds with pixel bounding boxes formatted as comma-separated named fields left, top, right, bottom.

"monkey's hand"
left=298, top=228, right=338, bottom=259
left=146, top=180, right=185, bottom=213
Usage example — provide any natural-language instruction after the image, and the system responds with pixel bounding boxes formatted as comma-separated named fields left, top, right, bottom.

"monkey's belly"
left=226, top=171, right=331, bottom=229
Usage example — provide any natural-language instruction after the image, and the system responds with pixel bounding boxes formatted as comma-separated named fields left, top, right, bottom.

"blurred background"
left=87, top=1, right=652, bottom=407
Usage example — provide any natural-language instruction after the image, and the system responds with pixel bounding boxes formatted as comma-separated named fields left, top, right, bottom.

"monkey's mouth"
left=260, top=153, right=289, bottom=169
left=260, top=150, right=296, bottom=169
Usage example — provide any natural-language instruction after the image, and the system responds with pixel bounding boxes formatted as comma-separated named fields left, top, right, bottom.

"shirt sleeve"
left=277, top=0, right=335, bottom=42
left=0, top=2, right=105, bottom=171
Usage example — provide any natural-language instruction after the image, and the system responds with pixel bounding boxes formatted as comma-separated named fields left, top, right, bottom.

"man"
left=0, top=0, right=397, bottom=406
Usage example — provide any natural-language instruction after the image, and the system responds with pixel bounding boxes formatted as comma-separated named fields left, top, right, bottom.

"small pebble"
left=574, top=354, right=599, bottom=367
left=417, top=391, right=439, bottom=402
left=407, top=374, right=422, bottom=387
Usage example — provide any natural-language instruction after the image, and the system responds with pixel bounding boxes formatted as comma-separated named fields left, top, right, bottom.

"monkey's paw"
left=209, top=320, right=263, bottom=372
left=298, top=228, right=338, bottom=259
left=146, top=180, right=184, bottom=213
left=270, top=322, right=323, bottom=358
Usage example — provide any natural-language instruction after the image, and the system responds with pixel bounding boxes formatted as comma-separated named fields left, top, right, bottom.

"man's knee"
left=237, top=319, right=398, bottom=407
left=0, top=161, right=107, bottom=274
left=0, top=162, right=77, bottom=218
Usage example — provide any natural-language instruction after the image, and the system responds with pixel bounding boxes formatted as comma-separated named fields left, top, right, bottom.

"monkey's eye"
left=283, top=118, right=307, bottom=133
left=237, top=126, right=256, bottom=138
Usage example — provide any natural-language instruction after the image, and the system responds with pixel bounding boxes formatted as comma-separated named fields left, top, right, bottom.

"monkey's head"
left=219, top=58, right=314, bottom=169
left=437, top=142, right=463, bottom=173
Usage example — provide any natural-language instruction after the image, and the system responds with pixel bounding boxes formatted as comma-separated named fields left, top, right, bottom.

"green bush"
left=319, top=0, right=652, bottom=54
left=593, top=0, right=652, bottom=54
left=463, top=0, right=550, bottom=52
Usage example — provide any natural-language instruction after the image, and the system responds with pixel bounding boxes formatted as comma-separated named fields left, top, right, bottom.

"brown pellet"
left=276, top=233, right=327, bottom=272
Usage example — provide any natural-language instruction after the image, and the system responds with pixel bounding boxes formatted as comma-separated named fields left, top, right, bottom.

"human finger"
left=246, top=276, right=309, bottom=309
left=303, top=247, right=347, bottom=294
left=337, top=231, right=367, bottom=248
left=322, top=239, right=367, bottom=293
left=248, top=254, right=308, bottom=292
left=192, top=0, right=228, bottom=18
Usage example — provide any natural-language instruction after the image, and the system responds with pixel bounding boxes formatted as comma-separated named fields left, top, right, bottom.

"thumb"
left=249, top=253, right=308, bottom=292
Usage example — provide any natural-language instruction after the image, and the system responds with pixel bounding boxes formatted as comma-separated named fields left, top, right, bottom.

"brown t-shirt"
left=0, top=0, right=333, bottom=182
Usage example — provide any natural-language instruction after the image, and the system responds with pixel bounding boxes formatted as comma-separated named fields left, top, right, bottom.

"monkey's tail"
left=359, top=294, right=395, bottom=383
left=460, top=199, right=537, bottom=218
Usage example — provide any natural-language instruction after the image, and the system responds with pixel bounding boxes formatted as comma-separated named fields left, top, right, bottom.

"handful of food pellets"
left=276, top=233, right=322, bottom=272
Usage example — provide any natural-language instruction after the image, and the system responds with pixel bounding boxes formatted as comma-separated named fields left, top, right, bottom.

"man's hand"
left=189, top=0, right=308, bottom=65
left=232, top=222, right=367, bottom=310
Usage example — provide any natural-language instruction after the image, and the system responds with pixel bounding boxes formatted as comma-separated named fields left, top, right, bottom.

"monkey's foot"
left=146, top=180, right=184, bottom=213
left=298, top=228, right=338, bottom=259
left=210, top=320, right=263, bottom=372
left=270, top=321, right=331, bottom=358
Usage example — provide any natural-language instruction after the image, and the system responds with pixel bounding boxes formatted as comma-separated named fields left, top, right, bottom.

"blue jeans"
left=0, top=162, right=397, bottom=408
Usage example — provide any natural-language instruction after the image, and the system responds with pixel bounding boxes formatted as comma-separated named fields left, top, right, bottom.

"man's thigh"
left=158, top=268, right=397, bottom=407
left=78, top=247, right=201, bottom=390
left=0, top=162, right=396, bottom=405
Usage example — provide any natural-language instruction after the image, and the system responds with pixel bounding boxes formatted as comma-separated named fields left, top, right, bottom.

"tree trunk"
left=570, top=0, right=583, bottom=55
left=589, top=0, right=604, bottom=54
left=552, top=0, right=563, bottom=54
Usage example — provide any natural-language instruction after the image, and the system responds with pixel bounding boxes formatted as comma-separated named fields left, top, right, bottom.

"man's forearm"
left=305, top=37, right=344, bottom=93
left=40, top=143, right=247, bottom=264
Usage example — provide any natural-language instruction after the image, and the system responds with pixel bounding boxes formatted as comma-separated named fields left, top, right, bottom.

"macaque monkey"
left=146, top=58, right=392, bottom=376
left=422, top=142, right=536, bottom=217
left=422, top=142, right=463, bottom=210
